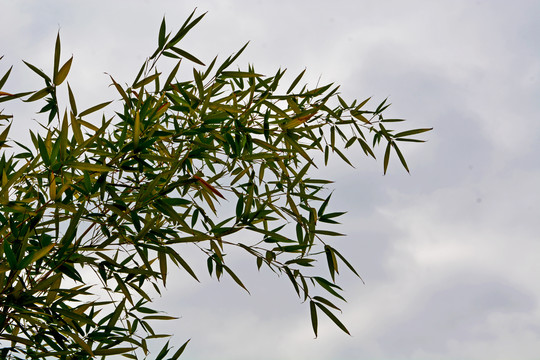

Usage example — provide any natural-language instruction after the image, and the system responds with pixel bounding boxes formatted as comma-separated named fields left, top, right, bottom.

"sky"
left=2, top=1, right=540, bottom=359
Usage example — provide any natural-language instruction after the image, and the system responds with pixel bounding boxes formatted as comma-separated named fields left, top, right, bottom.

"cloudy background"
left=2, top=1, right=540, bottom=359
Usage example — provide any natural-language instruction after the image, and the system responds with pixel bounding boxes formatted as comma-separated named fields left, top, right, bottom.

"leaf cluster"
left=0, top=11, right=430, bottom=359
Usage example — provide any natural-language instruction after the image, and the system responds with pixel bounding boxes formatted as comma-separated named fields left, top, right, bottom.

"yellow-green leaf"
left=65, top=331, right=94, bottom=356
left=29, top=243, right=55, bottom=264
left=54, top=56, right=73, bottom=86
left=93, top=348, right=134, bottom=356
left=68, top=162, right=112, bottom=172
left=79, top=101, right=112, bottom=117
left=133, top=72, right=161, bottom=89
left=26, top=87, right=50, bottom=102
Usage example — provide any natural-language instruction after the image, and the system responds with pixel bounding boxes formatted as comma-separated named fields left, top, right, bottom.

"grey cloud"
left=379, top=272, right=537, bottom=357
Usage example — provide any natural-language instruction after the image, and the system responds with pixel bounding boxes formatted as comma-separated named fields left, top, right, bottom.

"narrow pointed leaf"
left=310, top=300, right=318, bottom=337
left=79, top=101, right=112, bottom=117
left=54, top=56, right=72, bottom=85
left=315, top=302, right=350, bottom=335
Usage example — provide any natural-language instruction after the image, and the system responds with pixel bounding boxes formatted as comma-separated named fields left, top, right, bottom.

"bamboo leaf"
left=167, top=248, right=199, bottom=282
left=310, top=300, right=318, bottom=338
left=23, top=61, right=51, bottom=82
left=394, top=127, right=432, bottom=138
left=170, top=339, right=191, bottom=359
left=93, top=348, right=134, bottom=356
left=133, top=72, right=161, bottom=89
left=78, top=101, right=112, bottom=117
left=29, top=243, right=55, bottom=265
left=168, top=10, right=206, bottom=47
left=221, top=71, right=262, bottom=78
left=134, top=111, right=140, bottom=149
left=67, top=82, right=77, bottom=115
left=163, top=60, right=181, bottom=91
left=324, top=245, right=338, bottom=282
left=223, top=265, right=250, bottom=294
left=0, top=334, right=34, bottom=347
left=159, top=250, right=167, bottom=287
left=392, top=142, right=409, bottom=173
left=287, top=68, right=306, bottom=94
left=315, top=302, right=350, bottom=335
left=331, top=247, right=363, bottom=282
left=0, top=66, right=12, bottom=90
left=3, top=241, right=17, bottom=269
left=65, top=331, right=94, bottom=356
left=383, top=141, right=391, bottom=175
left=107, top=298, right=126, bottom=329
left=158, top=16, right=167, bottom=48
left=26, top=87, right=50, bottom=102
left=67, top=162, right=112, bottom=172
left=170, top=47, right=205, bottom=66
left=0, top=124, right=11, bottom=148
left=54, top=56, right=73, bottom=86
left=70, top=112, right=83, bottom=144
left=312, top=296, right=341, bottom=311
left=54, top=32, right=61, bottom=78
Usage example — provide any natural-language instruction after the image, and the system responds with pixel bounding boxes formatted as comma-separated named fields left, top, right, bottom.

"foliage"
left=0, top=11, right=430, bottom=359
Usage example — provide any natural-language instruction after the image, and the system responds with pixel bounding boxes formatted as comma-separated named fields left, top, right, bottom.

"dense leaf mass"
left=0, top=11, right=430, bottom=359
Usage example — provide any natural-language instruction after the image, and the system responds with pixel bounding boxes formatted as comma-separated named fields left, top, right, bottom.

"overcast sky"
left=2, top=1, right=540, bottom=359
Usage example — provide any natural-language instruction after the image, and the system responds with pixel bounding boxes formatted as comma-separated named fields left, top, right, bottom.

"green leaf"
left=0, top=123, right=11, bottom=148
left=23, top=61, right=51, bottom=82
left=0, top=66, right=12, bottom=90
left=26, top=87, right=50, bottom=102
left=67, top=162, right=112, bottom=172
left=29, top=243, right=55, bottom=265
left=223, top=265, right=250, bottom=294
left=78, top=100, right=112, bottom=117
left=324, top=245, right=338, bottom=282
left=54, top=32, right=61, bottom=78
left=93, top=348, right=134, bottom=356
left=134, top=111, right=140, bottom=148
left=143, top=315, right=179, bottom=320
left=170, top=47, right=205, bottom=66
left=287, top=69, right=306, bottom=94
left=312, top=296, right=341, bottom=311
left=65, top=331, right=94, bottom=356
left=170, top=339, right=191, bottom=359
left=314, top=229, right=345, bottom=237
left=158, top=16, right=167, bottom=48
left=163, top=60, right=181, bottom=91
left=310, top=300, right=318, bottom=337
left=167, top=249, right=199, bottom=282
left=159, top=250, right=168, bottom=287
left=70, top=112, right=84, bottom=144
left=392, top=142, right=409, bottom=173
left=315, top=302, right=350, bottom=335
left=3, top=241, right=17, bottom=269
left=54, top=56, right=73, bottom=86
left=383, top=141, right=391, bottom=175
left=168, top=10, right=206, bottom=47
left=313, top=276, right=345, bottom=301
left=108, top=75, right=130, bottom=104
left=394, top=127, right=432, bottom=138
left=67, top=83, right=77, bottom=115
left=133, top=72, right=161, bottom=89
left=0, top=334, right=34, bottom=347
left=290, top=162, right=310, bottom=189
left=107, top=298, right=126, bottom=329
left=284, top=266, right=300, bottom=297
left=331, top=247, right=363, bottom=281
left=221, top=71, right=262, bottom=78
